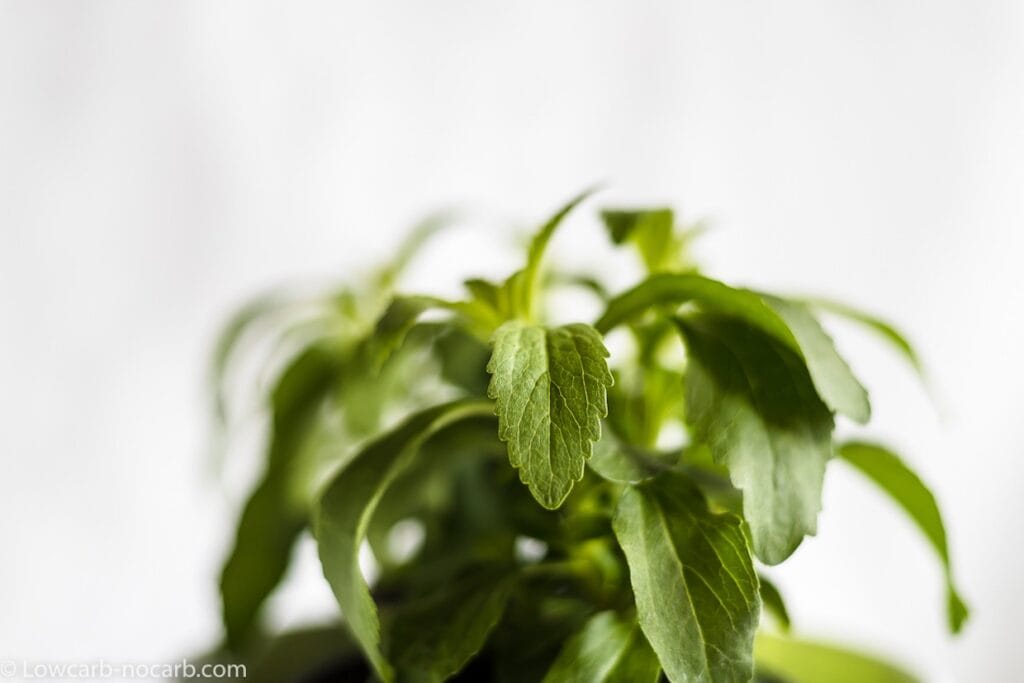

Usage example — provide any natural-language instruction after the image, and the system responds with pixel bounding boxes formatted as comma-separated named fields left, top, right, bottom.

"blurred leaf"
left=246, top=624, right=363, bottom=683
left=210, top=291, right=291, bottom=427
left=838, top=441, right=969, bottom=633
left=606, top=364, right=684, bottom=448
left=758, top=575, right=791, bottom=632
left=487, top=321, right=613, bottom=509
left=367, top=415, right=502, bottom=568
left=800, top=297, right=925, bottom=380
left=377, top=210, right=464, bottom=288
left=588, top=430, right=674, bottom=485
left=755, top=633, right=919, bottom=683
left=677, top=315, right=834, bottom=565
left=600, top=208, right=676, bottom=273
left=548, top=271, right=612, bottom=302
left=613, top=472, right=760, bottom=683
left=386, top=566, right=517, bottom=683
left=219, top=344, right=341, bottom=649
left=315, top=399, right=494, bottom=682
left=432, top=325, right=492, bottom=396
left=366, top=296, right=437, bottom=370
left=503, top=188, right=599, bottom=321
left=493, top=593, right=597, bottom=683
left=542, top=610, right=660, bottom=683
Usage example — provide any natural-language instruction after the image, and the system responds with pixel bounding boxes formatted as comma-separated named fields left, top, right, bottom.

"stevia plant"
left=209, top=191, right=967, bottom=682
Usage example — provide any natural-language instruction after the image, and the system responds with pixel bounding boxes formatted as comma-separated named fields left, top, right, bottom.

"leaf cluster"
left=209, top=193, right=966, bottom=682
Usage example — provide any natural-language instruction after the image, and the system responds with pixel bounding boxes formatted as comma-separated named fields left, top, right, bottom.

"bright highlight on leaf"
left=487, top=321, right=614, bottom=508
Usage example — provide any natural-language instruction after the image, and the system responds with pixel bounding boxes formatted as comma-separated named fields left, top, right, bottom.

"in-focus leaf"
left=678, top=315, right=834, bottom=565
left=542, top=610, right=660, bottom=683
left=487, top=321, right=614, bottom=508
left=755, top=633, right=918, bottom=683
left=764, top=297, right=870, bottom=424
left=838, top=441, right=969, bottom=633
left=613, top=471, right=760, bottom=683
left=314, top=399, right=494, bottom=682
left=386, top=567, right=516, bottom=682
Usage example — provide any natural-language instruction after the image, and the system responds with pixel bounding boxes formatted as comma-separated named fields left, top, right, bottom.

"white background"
left=1, top=2, right=1022, bottom=681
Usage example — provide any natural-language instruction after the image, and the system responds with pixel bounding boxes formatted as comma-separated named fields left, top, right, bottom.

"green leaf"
left=758, top=575, right=791, bottom=632
left=755, top=633, right=919, bottom=683
left=837, top=441, right=969, bottom=633
left=600, top=208, right=675, bottom=273
left=595, top=274, right=795, bottom=342
left=487, top=321, right=614, bottom=509
left=210, top=290, right=290, bottom=427
left=677, top=315, right=834, bottom=565
left=314, top=399, right=495, bottom=682
left=366, top=415, right=503, bottom=567
left=800, top=297, right=925, bottom=379
left=607, top=365, right=685, bottom=448
left=601, top=208, right=673, bottom=245
left=542, top=611, right=661, bottom=683
left=241, top=624, right=364, bottom=683
left=505, top=188, right=598, bottom=320
left=612, top=471, right=760, bottom=683
left=596, top=274, right=869, bottom=422
left=367, top=296, right=433, bottom=366
left=588, top=430, right=674, bottom=485
left=763, top=297, right=870, bottom=424
left=220, top=344, right=341, bottom=649
left=493, top=594, right=597, bottom=683
left=386, top=567, right=516, bottom=682
left=432, top=325, right=492, bottom=396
